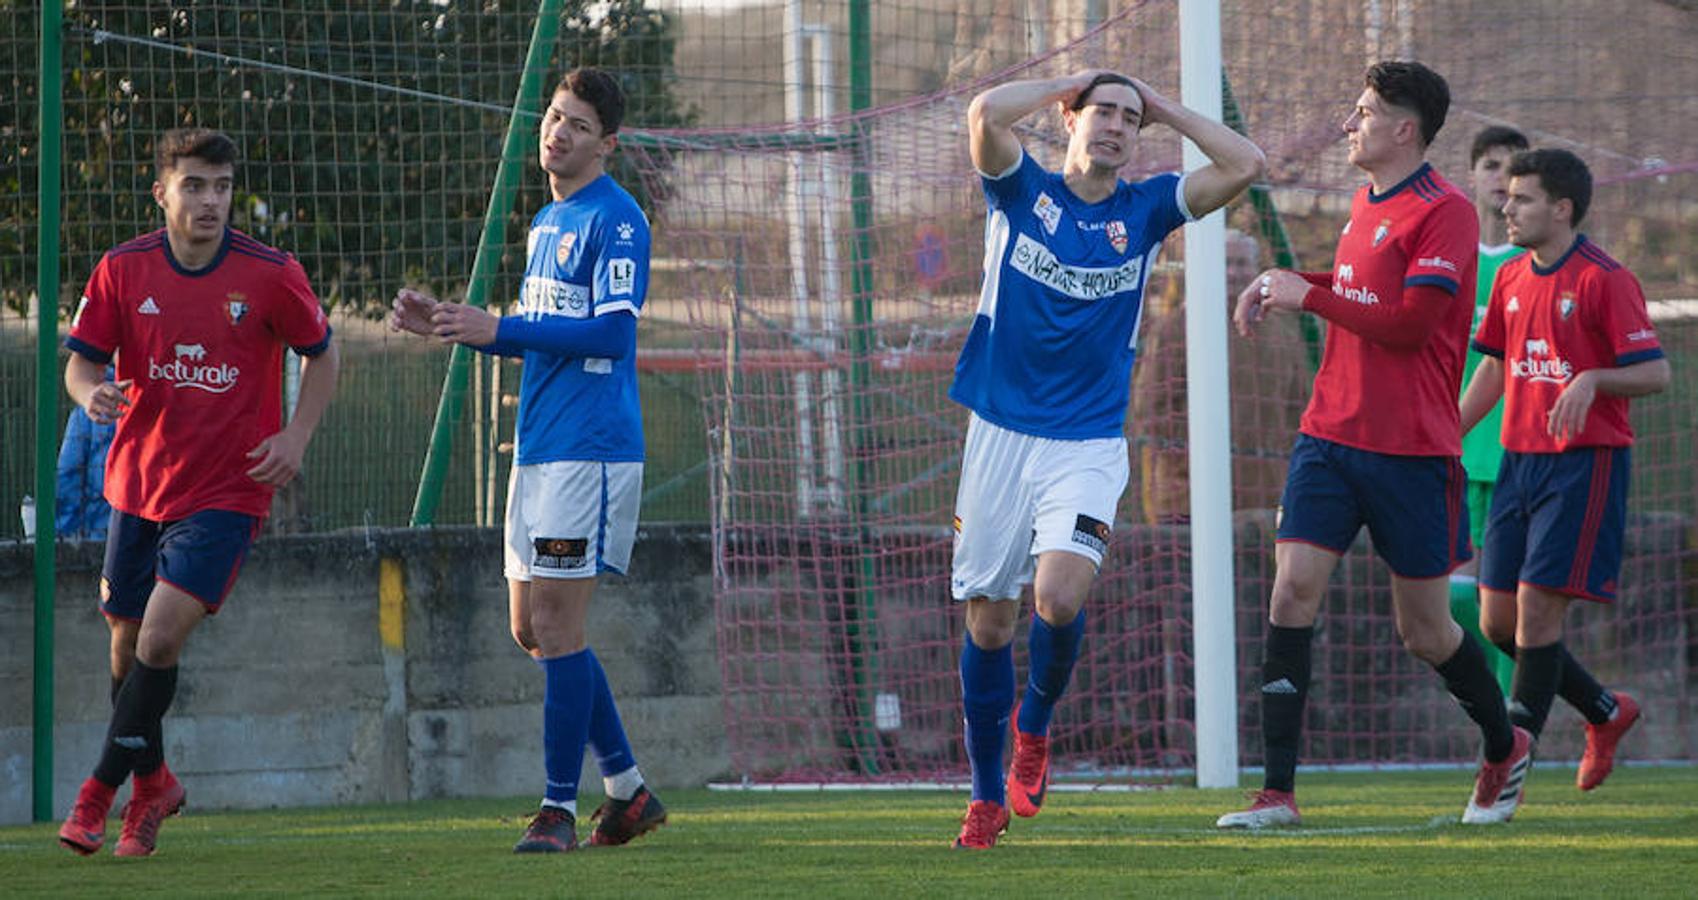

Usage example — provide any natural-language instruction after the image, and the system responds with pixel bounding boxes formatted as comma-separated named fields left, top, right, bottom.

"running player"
left=1461, top=148, right=1666, bottom=802
left=1222, top=61, right=1528, bottom=829
left=389, top=68, right=665, bottom=853
left=950, top=68, right=1265, bottom=849
left=58, top=127, right=341, bottom=857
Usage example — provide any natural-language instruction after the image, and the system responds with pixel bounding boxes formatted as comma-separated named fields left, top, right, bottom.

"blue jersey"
left=512, top=175, right=649, bottom=464
left=950, top=151, right=1192, bottom=439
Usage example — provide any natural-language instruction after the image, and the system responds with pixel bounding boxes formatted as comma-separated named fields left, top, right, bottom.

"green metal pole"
left=410, top=0, right=563, bottom=525
left=845, top=0, right=881, bottom=775
left=1221, top=74, right=1321, bottom=372
left=34, top=0, right=64, bottom=823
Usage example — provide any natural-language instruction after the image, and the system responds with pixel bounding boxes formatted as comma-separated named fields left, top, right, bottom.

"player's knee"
left=1478, top=615, right=1514, bottom=646
left=510, top=623, right=540, bottom=655
left=1397, top=620, right=1456, bottom=664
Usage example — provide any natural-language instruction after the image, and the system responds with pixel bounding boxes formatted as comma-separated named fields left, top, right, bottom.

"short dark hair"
left=155, top=127, right=238, bottom=179
left=555, top=67, right=627, bottom=135
left=1070, top=72, right=1138, bottom=112
left=1364, top=61, right=1449, bottom=147
left=1469, top=125, right=1529, bottom=167
left=1507, top=148, right=1593, bottom=226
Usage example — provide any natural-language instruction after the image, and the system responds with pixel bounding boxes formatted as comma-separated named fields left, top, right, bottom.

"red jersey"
left=1301, top=163, right=1478, bottom=456
left=1472, top=236, right=1662, bottom=452
left=66, top=228, right=332, bottom=521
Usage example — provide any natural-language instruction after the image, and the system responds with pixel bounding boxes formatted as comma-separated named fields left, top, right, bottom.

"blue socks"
left=584, top=648, right=637, bottom=779
left=1017, top=609, right=1086, bottom=737
left=541, top=650, right=594, bottom=808
left=960, top=635, right=1015, bottom=805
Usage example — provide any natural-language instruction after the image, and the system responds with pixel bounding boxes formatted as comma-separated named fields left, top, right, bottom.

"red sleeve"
left=66, top=255, right=121, bottom=361
left=1472, top=266, right=1509, bottom=357
left=1301, top=282, right=1455, bottom=350
left=269, top=256, right=332, bottom=355
left=1298, top=271, right=1331, bottom=288
left=1402, top=196, right=1477, bottom=296
left=1591, top=268, right=1663, bottom=366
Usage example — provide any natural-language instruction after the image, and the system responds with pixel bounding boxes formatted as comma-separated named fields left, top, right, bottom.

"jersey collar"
left=1366, top=161, right=1433, bottom=204
left=1531, top=234, right=1587, bottom=276
left=162, top=227, right=233, bottom=278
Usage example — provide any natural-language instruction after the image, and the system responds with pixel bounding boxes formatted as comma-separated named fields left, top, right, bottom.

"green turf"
left=4, top=767, right=1696, bottom=898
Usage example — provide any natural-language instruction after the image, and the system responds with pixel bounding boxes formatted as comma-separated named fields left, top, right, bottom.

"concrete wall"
left=0, top=525, right=725, bottom=825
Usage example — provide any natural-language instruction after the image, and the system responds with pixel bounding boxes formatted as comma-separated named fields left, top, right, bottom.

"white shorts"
left=504, top=460, right=644, bottom=581
left=950, top=413, right=1128, bottom=601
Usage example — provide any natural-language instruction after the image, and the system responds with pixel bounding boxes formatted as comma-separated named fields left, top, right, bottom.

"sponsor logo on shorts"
left=534, top=536, right=590, bottom=570
left=1071, top=514, right=1111, bottom=555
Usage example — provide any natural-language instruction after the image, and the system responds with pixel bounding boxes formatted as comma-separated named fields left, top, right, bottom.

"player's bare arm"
left=64, top=352, right=132, bottom=426
left=1546, top=357, right=1671, bottom=440
left=1459, top=355, right=1505, bottom=436
left=246, top=339, right=340, bottom=486
left=1128, top=77, right=1265, bottom=217
left=967, top=70, right=1099, bottom=176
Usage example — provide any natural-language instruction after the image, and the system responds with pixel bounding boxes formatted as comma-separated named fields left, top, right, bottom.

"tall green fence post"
left=411, top=0, right=564, bottom=525
left=845, top=0, right=882, bottom=775
left=34, top=0, right=65, bottom=823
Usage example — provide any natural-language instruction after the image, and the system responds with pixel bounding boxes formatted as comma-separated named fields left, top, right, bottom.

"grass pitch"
left=4, top=766, right=1695, bottom=898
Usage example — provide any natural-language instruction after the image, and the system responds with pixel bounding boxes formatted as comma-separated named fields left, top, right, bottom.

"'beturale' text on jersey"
left=1472, top=236, right=1663, bottom=453
left=1301, top=162, right=1479, bottom=456
left=513, top=174, right=649, bottom=464
left=950, top=150, right=1193, bottom=440
left=65, top=228, right=332, bottom=521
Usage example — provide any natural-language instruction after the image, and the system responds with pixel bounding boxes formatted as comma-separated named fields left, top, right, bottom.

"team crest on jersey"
left=1559, top=292, right=1576, bottom=320
left=1373, top=219, right=1391, bottom=246
left=1032, top=192, right=1062, bottom=235
left=225, top=292, right=249, bottom=325
left=1106, top=220, right=1128, bottom=254
left=556, top=232, right=576, bottom=266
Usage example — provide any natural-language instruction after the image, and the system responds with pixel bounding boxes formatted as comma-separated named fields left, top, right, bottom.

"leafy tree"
left=2, top=0, right=692, bottom=318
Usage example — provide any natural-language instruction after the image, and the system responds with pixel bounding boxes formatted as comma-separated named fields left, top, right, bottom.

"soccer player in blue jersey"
left=390, top=68, right=665, bottom=853
left=948, top=69, right=1265, bottom=849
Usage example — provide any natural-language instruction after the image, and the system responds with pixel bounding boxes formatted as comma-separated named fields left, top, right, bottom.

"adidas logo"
left=1261, top=678, right=1299, bottom=695
left=139, top=296, right=161, bottom=315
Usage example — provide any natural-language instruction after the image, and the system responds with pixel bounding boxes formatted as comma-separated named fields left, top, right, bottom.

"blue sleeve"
left=980, top=149, right=1044, bottom=212
left=1142, top=172, right=1188, bottom=239
left=493, top=311, right=636, bottom=360
left=592, top=209, right=650, bottom=317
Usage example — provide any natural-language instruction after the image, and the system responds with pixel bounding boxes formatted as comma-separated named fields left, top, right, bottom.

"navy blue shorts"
left=1276, top=434, right=1471, bottom=579
left=100, top=508, right=264, bottom=620
left=1480, top=447, right=1629, bottom=603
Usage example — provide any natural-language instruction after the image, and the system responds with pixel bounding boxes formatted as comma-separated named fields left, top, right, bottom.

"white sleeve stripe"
left=596, top=300, right=641, bottom=318
left=1174, top=171, right=1197, bottom=223
left=973, top=148, right=1025, bottom=181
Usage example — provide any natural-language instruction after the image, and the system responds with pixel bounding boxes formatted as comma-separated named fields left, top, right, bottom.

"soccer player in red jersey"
left=58, top=128, right=340, bottom=857
left=1462, top=148, right=1668, bottom=796
left=1221, top=61, right=1526, bottom=829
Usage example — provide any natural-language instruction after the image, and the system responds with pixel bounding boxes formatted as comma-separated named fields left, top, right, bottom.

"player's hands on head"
left=429, top=303, right=499, bottom=348
left=1124, top=76, right=1168, bottom=128
left=1547, top=369, right=1598, bottom=441
left=245, top=429, right=308, bottom=487
left=86, top=379, right=133, bottom=425
left=389, top=288, right=439, bottom=337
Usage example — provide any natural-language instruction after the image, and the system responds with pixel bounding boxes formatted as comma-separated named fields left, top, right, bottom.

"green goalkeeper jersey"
left=1460, top=242, right=1525, bottom=482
